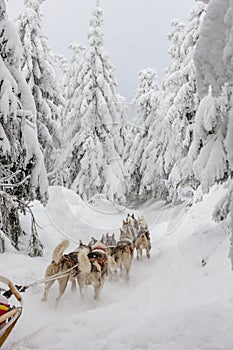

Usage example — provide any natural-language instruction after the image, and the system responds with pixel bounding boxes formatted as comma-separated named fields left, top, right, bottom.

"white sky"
left=7, top=0, right=195, bottom=101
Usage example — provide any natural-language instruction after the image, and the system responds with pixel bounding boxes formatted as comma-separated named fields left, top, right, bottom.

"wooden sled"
left=0, top=276, right=23, bottom=348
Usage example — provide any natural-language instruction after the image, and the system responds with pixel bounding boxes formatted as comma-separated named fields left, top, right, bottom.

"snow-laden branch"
left=0, top=175, right=31, bottom=188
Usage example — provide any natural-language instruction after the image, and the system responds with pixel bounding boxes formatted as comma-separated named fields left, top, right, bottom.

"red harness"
left=62, top=254, right=79, bottom=272
left=90, top=251, right=107, bottom=271
left=93, top=246, right=107, bottom=253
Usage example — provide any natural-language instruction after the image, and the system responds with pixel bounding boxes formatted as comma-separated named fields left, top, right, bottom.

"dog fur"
left=107, top=239, right=133, bottom=281
left=76, top=241, right=108, bottom=300
left=121, top=214, right=139, bottom=239
left=120, top=220, right=135, bottom=241
left=135, top=231, right=151, bottom=260
left=42, top=240, right=91, bottom=306
left=137, top=215, right=148, bottom=231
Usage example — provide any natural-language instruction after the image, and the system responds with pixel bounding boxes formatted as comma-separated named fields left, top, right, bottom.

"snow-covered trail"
left=2, top=186, right=233, bottom=350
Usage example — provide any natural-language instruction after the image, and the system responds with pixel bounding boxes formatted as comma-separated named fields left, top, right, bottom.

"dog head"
left=75, top=240, right=92, bottom=254
left=105, top=233, right=117, bottom=247
left=88, top=247, right=108, bottom=275
left=138, top=230, right=150, bottom=241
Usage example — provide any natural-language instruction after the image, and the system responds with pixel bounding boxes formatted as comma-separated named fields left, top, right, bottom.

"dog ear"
left=132, top=213, right=135, bottom=219
left=123, top=220, right=126, bottom=225
left=127, top=213, right=130, bottom=217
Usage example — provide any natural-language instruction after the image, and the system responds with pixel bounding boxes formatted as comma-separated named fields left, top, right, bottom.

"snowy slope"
left=1, top=185, right=233, bottom=350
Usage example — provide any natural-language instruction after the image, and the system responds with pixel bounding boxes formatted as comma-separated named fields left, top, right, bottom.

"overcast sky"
left=7, top=0, right=195, bottom=101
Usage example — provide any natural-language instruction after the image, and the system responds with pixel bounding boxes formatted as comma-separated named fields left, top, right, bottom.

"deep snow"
left=1, top=185, right=233, bottom=350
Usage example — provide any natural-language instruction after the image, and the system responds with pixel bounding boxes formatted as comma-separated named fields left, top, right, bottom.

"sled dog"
left=135, top=230, right=151, bottom=260
left=107, top=238, right=134, bottom=281
left=121, top=213, right=139, bottom=240
left=137, top=215, right=148, bottom=231
left=42, top=240, right=91, bottom=306
left=77, top=242, right=108, bottom=300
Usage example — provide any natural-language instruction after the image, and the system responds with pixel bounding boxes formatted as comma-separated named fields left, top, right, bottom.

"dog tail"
left=52, top=239, right=70, bottom=264
left=78, top=249, right=91, bottom=274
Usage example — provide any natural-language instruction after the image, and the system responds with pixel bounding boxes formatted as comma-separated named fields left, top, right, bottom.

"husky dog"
left=107, top=238, right=134, bottom=281
left=42, top=240, right=91, bottom=306
left=137, top=215, right=148, bottom=231
left=105, top=233, right=117, bottom=247
left=120, top=216, right=136, bottom=240
left=120, top=224, right=133, bottom=241
left=77, top=241, right=108, bottom=300
left=88, top=236, right=98, bottom=248
left=135, top=230, right=151, bottom=260
left=121, top=213, right=139, bottom=240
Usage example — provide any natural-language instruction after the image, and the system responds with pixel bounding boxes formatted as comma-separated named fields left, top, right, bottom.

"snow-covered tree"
left=194, top=0, right=233, bottom=98
left=61, top=43, right=86, bottom=145
left=63, top=43, right=85, bottom=102
left=16, top=0, right=64, bottom=180
left=62, top=1, right=126, bottom=203
left=139, top=19, right=187, bottom=202
left=0, top=0, right=48, bottom=255
left=136, top=3, right=205, bottom=204
left=164, top=2, right=206, bottom=202
left=54, top=53, right=68, bottom=96
left=124, top=68, right=160, bottom=202
left=194, top=0, right=233, bottom=266
left=189, top=88, right=229, bottom=194
left=194, top=0, right=233, bottom=191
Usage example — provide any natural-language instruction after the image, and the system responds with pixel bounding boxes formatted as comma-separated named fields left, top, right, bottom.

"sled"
left=0, top=276, right=23, bottom=348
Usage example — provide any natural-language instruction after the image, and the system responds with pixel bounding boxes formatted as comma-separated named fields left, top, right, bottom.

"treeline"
left=0, top=0, right=232, bottom=255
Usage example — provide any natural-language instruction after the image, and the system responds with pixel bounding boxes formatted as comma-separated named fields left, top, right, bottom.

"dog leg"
left=125, top=265, right=130, bottom=281
left=136, top=248, right=140, bottom=260
left=55, top=275, right=69, bottom=307
left=122, top=260, right=130, bottom=281
left=77, top=278, right=85, bottom=299
left=70, top=276, right=77, bottom=291
left=93, top=277, right=102, bottom=300
left=146, top=248, right=151, bottom=259
left=41, top=279, right=55, bottom=302
left=42, top=263, right=59, bottom=302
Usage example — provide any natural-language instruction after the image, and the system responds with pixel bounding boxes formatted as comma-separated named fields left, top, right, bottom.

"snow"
left=1, top=185, right=233, bottom=349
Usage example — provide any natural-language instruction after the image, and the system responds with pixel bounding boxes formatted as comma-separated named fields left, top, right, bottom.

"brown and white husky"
left=135, top=230, right=151, bottom=260
left=76, top=241, right=108, bottom=300
left=41, top=240, right=91, bottom=306
left=107, top=238, right=134, bottom=281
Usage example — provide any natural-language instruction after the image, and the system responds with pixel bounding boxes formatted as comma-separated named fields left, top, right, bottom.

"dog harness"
left=62, top=253, right=80, bottom=273
left=117, top=240, right=134, bottom=256
left=92, top=246, right=107, bottom=253
left=88, top=251, right=107, bottom=273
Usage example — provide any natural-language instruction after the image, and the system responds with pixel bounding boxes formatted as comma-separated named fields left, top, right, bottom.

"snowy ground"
left=1, top=185, right=233, bottom=350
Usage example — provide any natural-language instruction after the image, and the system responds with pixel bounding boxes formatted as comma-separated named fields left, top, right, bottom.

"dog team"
left=42, top=214, right=151, bottom=306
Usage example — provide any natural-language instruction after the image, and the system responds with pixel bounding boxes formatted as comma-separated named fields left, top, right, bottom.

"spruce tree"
left=194, top=0, right=233, bottom=267
left=62, top=1, right=126, bottom=203
left=165, top=2, right=205, bottom=202
left=0, top=0, right=48, bottom=255
left=139, top=3, right=205, bottom=203
left=16, top=0, right=64, bottom=180
left=124, top=68, right=160, bottom=202
left=133, top=19, right=186, bottom=203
